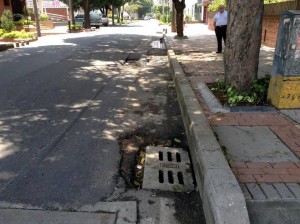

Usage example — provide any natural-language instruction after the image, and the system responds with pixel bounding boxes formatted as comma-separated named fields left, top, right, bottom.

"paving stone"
left=281, top=109, right=300, bottom=124
left=229, top=106, right=277, bottom=113
left=260, top=183, right=282, bottom=199
left=246, top=183, right=267, bottom=200
left=254, top=174, right=282, bottom=183
left=239, top=184, right=253, bottom=200
left=286, top=183, right=300, bottom=198
left=237, top=175, right=256, bottom=183
left=247, top=200, right=300, bottom=224
left=280, top=174, right=300, bottom=182
left=213, top=126, right=299, bottom=162
left=273, top=183, right=295, bottom=199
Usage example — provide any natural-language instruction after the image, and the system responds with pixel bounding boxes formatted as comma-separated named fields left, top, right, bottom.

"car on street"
left=101, top=15, right=109, bottom=26
left=74, top=12, right=102, bottom=28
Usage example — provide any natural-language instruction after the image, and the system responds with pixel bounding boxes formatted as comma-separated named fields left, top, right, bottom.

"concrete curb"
left=164, top=36, right=250, bottom=224
left=197, top=82, right=230, bottom=114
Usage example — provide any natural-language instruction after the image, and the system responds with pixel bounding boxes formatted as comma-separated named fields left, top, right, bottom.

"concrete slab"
left=247, top=200, right=300, bottom=224
left=0, top=209, right=116, bottom=224
left=79, top=201, right=137, bottom=224
left=281, top=109, right=300, bottom=124
left=213, top=126, right=299, bottom=162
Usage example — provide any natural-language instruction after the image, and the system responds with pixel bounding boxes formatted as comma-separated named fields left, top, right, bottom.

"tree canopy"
left=208, top=0, right=286, bottom=11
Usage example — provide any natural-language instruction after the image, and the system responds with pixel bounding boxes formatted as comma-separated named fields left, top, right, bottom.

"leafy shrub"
left=24, top=9, right=33, bottom=16
left=70, top=24, right=82, bottom=30
left=208, top=0, right=226, bottom=12
left=14, top=20, right=34, bottom=26
left=0, top=10, right=16, bottom=32
left=39, top=13, right=49, bottom=21
left=0, top=29, right=5, bottom=37
left=211, top=75, right=270, bottom=106
left=1, top=30, right=34, bottom=38
left=185, top=15, right=191, bottom=22
left=14, top=13, right=23, bottom=21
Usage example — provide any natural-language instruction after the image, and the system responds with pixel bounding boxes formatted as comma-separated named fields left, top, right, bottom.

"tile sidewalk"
left=166, top=23, right=300, bottom=207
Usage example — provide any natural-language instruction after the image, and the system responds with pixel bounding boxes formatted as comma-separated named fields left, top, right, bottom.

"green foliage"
left=13, top=14, right=23, bottom=21
left=211, top=76, right=270, bottom=106
left=0, top=29, right=5, bottom=37
left=264, top=0, right=283, bottom=4
left=185, top=14, right=191, bottom=22
left=0, top=30, right=34, bottom=38
left=208, top=0, right=226, bottom=12
left=14, top=20, right=34, bottom=26
left=0, top=10, right=16, bottom=32
left=39, top=13, right=49, bottom=21
left=160, top=13, right=171, bottom=24
left=70, top=24, right=82, bottom=30
left=24, top=9, right=33, bottom=16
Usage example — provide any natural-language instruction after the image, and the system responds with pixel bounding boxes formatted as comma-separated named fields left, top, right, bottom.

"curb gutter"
left=164, top=36, right=250, bottom=224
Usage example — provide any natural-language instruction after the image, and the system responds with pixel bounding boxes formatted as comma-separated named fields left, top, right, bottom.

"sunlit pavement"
left=0, top=20, right=206, bottom=223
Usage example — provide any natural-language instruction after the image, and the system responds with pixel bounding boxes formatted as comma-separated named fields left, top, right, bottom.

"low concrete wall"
left=165, top=38, right=250, bottom=224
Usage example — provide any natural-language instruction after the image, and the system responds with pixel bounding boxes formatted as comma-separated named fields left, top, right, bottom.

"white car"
left=101, top=15, right=109, bottom=26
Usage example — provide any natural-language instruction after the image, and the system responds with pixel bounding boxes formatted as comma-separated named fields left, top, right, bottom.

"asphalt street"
left=0, top=20, right=159, bottom=208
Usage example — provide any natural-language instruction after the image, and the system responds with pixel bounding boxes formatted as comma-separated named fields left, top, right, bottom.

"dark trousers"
left=215, top=25, right=227, bottom=52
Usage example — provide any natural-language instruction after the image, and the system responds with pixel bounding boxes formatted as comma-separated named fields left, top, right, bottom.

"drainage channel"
left=143, top=146, right=194, bottom=192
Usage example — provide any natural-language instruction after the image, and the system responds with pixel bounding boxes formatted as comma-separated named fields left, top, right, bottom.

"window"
left=4, top=0, right=10, bottom=6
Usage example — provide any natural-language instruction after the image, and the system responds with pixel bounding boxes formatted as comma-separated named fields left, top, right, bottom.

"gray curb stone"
left=197, top=82, right=229, bottom=113
left=164, top=36, right=250, bottom=224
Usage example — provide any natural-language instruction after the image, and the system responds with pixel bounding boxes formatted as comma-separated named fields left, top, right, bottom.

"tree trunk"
left=112, top=5, right=115, bottom=25
left=84, top=0, right=90, bottom=29
left=171, top=2, right=176, bottom=32
left=173, top=0, right=185, bottom=37
left=224, top=0, right=264, bottom=92
left=69, top=0, right=74, bottom=25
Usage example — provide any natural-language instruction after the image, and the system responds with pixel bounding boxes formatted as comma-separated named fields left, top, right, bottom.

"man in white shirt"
left=213, top=5, right=228, bottom=53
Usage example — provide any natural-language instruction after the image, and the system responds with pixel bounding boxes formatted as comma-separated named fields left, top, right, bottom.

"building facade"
left=184, top=0, right=204, bottom=21
left=0, top=0, right=13, bottom=15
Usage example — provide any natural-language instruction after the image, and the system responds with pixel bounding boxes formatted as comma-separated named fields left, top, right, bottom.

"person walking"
left=213, top=5, right=228, bottom=53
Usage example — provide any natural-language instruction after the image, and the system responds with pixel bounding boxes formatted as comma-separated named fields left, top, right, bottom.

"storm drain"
left=143, top=146, right=194, bottom=192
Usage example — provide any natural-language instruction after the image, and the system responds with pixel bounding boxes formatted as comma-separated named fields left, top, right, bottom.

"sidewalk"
left=166, top=23, right=300, bottom=223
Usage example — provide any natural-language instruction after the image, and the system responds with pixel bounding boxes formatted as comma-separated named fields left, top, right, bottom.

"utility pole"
left=32, top=0, right=41, bottom=37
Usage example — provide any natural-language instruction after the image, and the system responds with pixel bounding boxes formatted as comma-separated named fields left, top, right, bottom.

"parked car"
left=74, top=12, right=102, bottom=28
left=101, top=15, right=109, bottom=26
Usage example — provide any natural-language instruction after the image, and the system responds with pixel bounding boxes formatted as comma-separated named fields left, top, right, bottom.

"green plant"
left=0, top=10, right=16, bottom=32
left=14, top=19, right=33, bottom=26
left=24, top=9, right=33, bottom=16
left=13, top=13, right=23, bottom=21
left=39, top=13, right=49, bottom=21
left=70, top=24, right=82, bottom=30
left=210, top=75, right=270, bottom=106
left=0, top=29, right=5, bottom=37
left=1, top=30, right=34, bottom=38
left=185, top=15, right=191, bottom=22
left=208, top=0, right=226, bottom=12
left=211, top=78, right=226, bottom=92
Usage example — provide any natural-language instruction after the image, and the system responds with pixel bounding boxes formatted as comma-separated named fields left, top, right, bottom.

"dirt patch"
left=118, top=124, right=189, bottom=189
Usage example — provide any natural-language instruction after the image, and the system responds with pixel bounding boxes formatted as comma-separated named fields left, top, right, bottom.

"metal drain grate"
left=142, top=146, right=194, bottom=192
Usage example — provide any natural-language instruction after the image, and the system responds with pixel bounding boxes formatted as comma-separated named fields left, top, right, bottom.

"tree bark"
left=224, top=0, right=264, bottom=93
left=69, top=0, right=74, bottom=25
left=171, top=2, right=176, bottom=32
left=173, top=0, right=185, bottom=37
left=84, top=0, right=91, bottom=29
